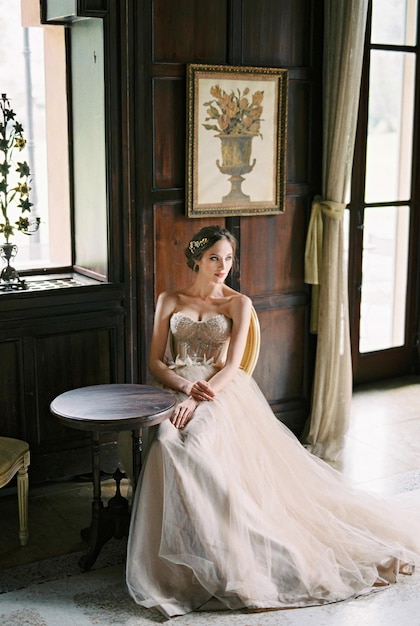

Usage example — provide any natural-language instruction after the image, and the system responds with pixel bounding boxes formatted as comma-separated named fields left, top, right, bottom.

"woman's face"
left=196, top=238, right=234, bottom=283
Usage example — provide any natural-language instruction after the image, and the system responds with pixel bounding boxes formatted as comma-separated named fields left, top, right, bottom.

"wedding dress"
left=126, top=312, right=420, bottom=618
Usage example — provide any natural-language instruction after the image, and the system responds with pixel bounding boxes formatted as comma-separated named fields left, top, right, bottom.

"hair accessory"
left=188, top=237, right=208, bottom=253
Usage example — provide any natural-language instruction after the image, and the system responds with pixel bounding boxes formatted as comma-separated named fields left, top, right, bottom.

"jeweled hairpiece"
left=188, top=237, right=208, bottom=253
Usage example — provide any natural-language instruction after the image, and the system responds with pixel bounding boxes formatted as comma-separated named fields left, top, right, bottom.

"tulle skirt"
left=126, top=365, right=420, bottom=618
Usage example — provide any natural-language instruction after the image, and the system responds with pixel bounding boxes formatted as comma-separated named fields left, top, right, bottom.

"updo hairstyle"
left=185, top=225, right=238, bottom=272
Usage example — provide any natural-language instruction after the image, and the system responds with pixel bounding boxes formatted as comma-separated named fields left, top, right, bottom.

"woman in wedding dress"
left=126, top=225, right=420, bottom=618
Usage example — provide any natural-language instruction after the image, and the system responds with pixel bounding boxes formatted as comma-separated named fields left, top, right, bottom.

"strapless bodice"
left=169, top=312, right=231, bottom=366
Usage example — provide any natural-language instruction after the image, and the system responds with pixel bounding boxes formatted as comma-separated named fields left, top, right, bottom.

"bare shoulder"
left=226, top=291, right=252, bottom=317
left=155, top=291, right=179, bottom=316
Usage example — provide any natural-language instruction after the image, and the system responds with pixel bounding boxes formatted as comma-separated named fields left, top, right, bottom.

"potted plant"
left=0, top=93, right=40, bottom=289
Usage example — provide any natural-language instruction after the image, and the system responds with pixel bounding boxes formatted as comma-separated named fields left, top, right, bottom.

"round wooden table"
left=50, top=384, right=176, bottom=571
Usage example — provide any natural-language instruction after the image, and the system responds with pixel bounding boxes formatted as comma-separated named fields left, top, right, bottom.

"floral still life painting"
left=202, top=84, right=264, bottom=137
left=186, top=64, right=288, bottom=217
left=202, top=85, right=264, bottom=204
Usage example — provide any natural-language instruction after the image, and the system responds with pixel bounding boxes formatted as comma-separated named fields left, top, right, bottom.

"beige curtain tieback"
left=304, top=196, right=346, bottom=285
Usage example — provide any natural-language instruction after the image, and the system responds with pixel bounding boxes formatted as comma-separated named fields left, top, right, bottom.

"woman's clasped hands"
left=170, top=379, right=215, bottom=429
left=189, top=379, right=215, bottom=402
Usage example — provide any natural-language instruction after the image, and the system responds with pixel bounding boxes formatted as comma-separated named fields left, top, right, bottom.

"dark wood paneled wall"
left=130, top=0, right=323, bottom=433
left=0, top=0, right=322, bottom=483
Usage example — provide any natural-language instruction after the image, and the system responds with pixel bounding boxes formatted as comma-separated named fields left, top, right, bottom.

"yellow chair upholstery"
left=239, top=306, right=261, bottom=375
left=0, top=437, right=30, bottom=546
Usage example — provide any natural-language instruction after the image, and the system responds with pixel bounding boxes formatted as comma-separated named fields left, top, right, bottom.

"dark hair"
left=185, top=225, right=238, bottom=272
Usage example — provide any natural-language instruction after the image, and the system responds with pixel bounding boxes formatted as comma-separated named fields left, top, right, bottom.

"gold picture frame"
left=186, top=64, right=288, bottom=218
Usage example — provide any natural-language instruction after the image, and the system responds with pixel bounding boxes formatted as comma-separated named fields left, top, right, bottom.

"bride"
left=126, top=225, right=420, bottom=618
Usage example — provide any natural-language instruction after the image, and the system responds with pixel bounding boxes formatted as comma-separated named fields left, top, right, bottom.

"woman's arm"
left=148, top=292, right=195, bottom=396
left=149, top=291, right=202, bottom=429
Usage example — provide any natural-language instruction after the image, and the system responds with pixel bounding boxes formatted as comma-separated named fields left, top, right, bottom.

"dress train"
left=126, top=366, right=420, bottom=617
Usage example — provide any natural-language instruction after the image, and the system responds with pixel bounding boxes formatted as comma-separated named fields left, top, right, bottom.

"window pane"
left=372, top=0, right=417, bottom=45
left=0, top=0, right=71, bottom=271
left=359, top=206, right=409, bottom=353
left=365, top=50, right=415, bottom=203
left=0, top=0, right=46, bottom=267
left=72, top=18, right=107, bottom=278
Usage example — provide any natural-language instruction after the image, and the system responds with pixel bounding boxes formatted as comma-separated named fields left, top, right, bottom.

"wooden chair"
left=0, top=437, right=30, bottom=546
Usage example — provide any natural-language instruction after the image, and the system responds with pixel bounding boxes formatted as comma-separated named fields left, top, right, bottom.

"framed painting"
left=186, top=64, right=288, bottom=218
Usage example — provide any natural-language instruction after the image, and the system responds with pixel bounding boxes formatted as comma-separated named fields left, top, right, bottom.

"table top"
left=50, top=384, right=176, bottom=432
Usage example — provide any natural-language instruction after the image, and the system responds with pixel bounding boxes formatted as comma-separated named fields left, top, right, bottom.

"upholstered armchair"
left=0, top=437, right=30, bottom=545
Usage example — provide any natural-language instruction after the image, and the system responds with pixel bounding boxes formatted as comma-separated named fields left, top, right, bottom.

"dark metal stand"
left=0, top=243, right=28, bottom=291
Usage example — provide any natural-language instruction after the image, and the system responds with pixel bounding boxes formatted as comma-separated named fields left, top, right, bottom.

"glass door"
left=348, top=0, right=420, bottom=384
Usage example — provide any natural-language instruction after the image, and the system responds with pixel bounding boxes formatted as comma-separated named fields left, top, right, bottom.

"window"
left=349, top=0, right=419, bottom=382
left=360, top=0, right=416, bottom=353
left=1, top=0, right=71, bottom=271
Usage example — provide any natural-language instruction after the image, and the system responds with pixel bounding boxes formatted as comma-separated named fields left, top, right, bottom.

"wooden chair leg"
left=17, top=452, right=30, bottom=546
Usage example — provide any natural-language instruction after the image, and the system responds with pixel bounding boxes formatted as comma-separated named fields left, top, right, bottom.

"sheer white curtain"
left=303, top=0, right=368, bottom=460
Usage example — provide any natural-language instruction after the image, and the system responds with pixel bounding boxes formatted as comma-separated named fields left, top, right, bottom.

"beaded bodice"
left=169, top=312, right=231, bottom=366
